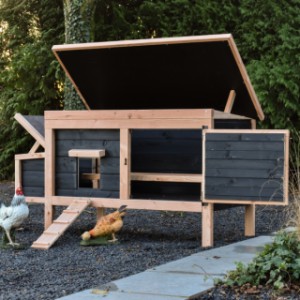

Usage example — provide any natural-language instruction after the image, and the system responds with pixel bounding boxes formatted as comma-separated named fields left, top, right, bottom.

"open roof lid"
left=52, top=34, right=264, bottom=120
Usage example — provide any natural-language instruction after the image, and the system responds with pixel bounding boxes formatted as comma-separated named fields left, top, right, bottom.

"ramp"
left=32, top=199, right=90, bottom=250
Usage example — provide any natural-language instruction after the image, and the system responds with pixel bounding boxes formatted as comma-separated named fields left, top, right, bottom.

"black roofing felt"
left=54, top=37, right=262, bottom=120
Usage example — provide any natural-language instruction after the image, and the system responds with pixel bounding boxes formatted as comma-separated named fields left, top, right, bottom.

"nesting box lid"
left=53, top=34, right=264, bottom=120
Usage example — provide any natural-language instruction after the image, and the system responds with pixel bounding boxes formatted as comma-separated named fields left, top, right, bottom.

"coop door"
left=203, top=130, right=289, bottom=205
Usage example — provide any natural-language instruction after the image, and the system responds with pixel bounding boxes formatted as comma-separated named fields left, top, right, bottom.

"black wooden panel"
left=56, top=129, right=119, bottom=140
left=207, top=133, right=284, bottom=142
left=214, top=119, right=252, bottom=129
left=206, top=150, right=283, bottom=160
left=57, top=189, right=119, bottom=198
left=131, top=182, right=201, bottom=201
left=56, top=157, right=77, bottom=173
left=100, top=174, right=119, bottom=191
left=206, top=141, right=283, bottom=151
left=55, top=40, right=259, bottom=120
left=131, top=129, right=202, bottom=173
left=22, top=171, right=45, bottom=187
left=100, top=158, right=120, bottom=174
left=131, top=129, right=202, bottom=199
left=23, top=187, right=44, bottom=197
left=22, top=159, right=44, bottom=171
left=56, top=140, right=119, bottom=157
left=55, top=129, right=120, bottom=198
left=205, top=132, right=285, bottom=202
left=56, top=173, right=77, bottom=189
left=23, top=115, right=45, bottom=137
left=21, top=159, right=44, bottom=197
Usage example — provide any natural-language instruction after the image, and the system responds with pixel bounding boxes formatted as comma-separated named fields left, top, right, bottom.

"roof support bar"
left=224, top=90, right=236, bottom=113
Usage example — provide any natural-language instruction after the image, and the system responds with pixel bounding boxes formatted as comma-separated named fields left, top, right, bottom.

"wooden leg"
left=45, top=201, right=54, bottom=230
left=96, top=207, right=105, bottom=221
left=245, top=204, right=255, bottom=236
left=202, top=203, right=214, bottom=248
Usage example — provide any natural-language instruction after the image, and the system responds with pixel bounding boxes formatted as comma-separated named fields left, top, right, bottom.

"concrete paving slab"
left=57, top=289, right=185, bottom=300
left=193, top=235, right=273, bottom=260
left=111, top=270, right=214, bottom=297
left=56, top=234, right=275, bottom=300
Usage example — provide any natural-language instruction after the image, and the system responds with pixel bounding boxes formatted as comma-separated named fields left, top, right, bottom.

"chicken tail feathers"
left=118, top=205, right=127, bottom=213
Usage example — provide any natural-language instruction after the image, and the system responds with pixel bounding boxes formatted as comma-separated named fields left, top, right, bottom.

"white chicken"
left=0, top=187, right=29, bottom=246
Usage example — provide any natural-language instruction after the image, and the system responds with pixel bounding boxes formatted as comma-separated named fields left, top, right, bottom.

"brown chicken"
left=81, top=205, right=127, bottom=242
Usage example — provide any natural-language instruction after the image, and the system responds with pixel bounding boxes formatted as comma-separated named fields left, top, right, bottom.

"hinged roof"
left=52, top=34, right=264, bottom=120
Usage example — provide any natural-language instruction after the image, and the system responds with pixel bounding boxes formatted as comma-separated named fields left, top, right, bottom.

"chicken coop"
left=14, top=34, right=289, bottom=250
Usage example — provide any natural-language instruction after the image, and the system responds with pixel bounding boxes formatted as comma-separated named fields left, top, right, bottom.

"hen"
left=0, top=187, right=29, bottom=246
left=81, top=205, right=127, bottom=242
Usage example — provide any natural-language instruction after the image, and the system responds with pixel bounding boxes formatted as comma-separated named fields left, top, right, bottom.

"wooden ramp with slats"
left=32, top=199, right=90, bottom=250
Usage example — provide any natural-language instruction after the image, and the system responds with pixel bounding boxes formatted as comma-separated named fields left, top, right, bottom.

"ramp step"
left=31, top=200, right=90, bottom=250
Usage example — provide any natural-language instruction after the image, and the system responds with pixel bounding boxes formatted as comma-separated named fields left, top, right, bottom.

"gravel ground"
left=0, top=181, right=292, bottom=300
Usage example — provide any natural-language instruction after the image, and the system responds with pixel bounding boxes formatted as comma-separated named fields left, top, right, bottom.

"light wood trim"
left=227, top=38, right=264, bottom=121
left=49, top=196, right=203, bottom=212
left=204, top=129, right=289, bottom=135
left=68, top=149, right=105, bottom=158
left=81, top=173, right=100, bottom=181
left=15, top=159, right=22, bottom=189
left=245, top=205, right=255, bottom=236
left=224, top=90, right=236, bottom=113
left=15, top=153, right=45, bottom=160
left=202, top=199, right=287, bottom=206
left=45, top=119, right=213, bottom=130
left=45, top=109, right=213, bottom=120
left=283, top=131, right=290, bottom=205
left=29, top=141, right=41, bottom=154
left=14, top=113, right=45, bottom=147
left=120, top=129, right=131, bottom=200
left=44, top=128, right=55, bottom=229
left=202, top=203, right=213, bottom=247
left=251, top=119, right=257, bottom=129
left=52, top=34, right=232, bottom=52
left=26, top=197, right=45, bottom=204
left=131, top=172, right=202, bottom=183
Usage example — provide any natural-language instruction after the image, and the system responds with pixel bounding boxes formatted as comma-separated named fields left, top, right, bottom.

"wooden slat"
left=131, top=172, right=202, bottom=183
left=15, top=153, right=45, bottom=160
left=44, top=128, right=55, bottom=229
left=224, top=90, right=236, bottom=113
left=202, top=203, right=214, bottom=247
left=49, top=196, right=203, bottom=212
left=245, top=205, right=255, bottom=236
left=52, top=34, right=232, bottom=52
left=45, top=118, right=213, bottom=130
left=227, top=38, right=265, bottom=121
left=81, top=173, right=100, bottom=180
left=120, top=129, right=131, bottom=200
left=45, top=109, right=213, bottom=120
left=68, top=149, right=105, bottom=158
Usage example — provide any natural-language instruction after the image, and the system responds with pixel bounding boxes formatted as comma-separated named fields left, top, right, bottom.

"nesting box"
left=15, top=34, right=289, bottom=249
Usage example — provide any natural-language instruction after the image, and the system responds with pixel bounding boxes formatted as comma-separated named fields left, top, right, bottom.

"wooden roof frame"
left=52, top=34, right=265, bottom=121
left=14, top=113, right=45, bottom=148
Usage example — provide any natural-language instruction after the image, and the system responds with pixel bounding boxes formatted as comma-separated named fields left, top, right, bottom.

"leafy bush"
left=219, top=231, right=300, bottom=290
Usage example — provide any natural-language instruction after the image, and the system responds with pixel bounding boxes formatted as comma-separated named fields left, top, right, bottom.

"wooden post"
left=202, top=203, right=214, bottom=247
left=44, top=128, right=55, bottom=229
left=224, top=90, right=236, bottom=113
left=120, top=129, right=131, bottom=200
left=245, top=204, right=255, bottom=236
left=15, top=158, right=22, bottom=189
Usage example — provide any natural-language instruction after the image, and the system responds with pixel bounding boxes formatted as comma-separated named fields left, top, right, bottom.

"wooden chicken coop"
left=14, top=34, right=289, bottom=250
